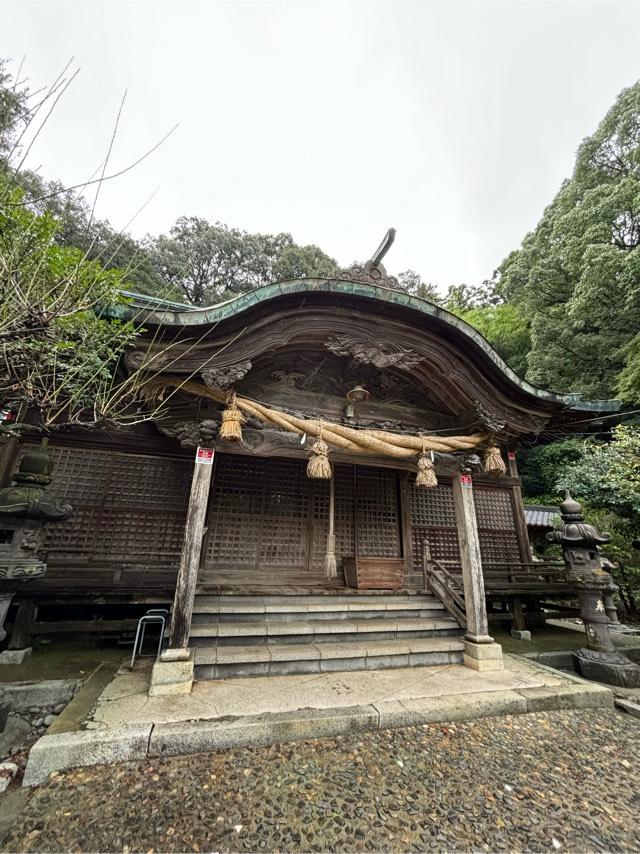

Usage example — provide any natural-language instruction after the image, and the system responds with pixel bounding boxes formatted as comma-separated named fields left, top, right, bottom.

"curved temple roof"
left=119, top=278, right=620, bottom=416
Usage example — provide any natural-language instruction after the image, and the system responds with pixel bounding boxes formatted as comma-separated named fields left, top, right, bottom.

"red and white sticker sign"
left=196, top=446, right=215, bottom=465
left=460, top=474, right=472, bottom=487
left=507, top=451, right=516, bottom=461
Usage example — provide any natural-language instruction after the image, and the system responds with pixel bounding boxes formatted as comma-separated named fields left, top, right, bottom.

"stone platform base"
left=0, top=648, right=32, bottom=665
left=22, top=655, right=614, bottom=787
left=573, top=648, right=640, bottom=688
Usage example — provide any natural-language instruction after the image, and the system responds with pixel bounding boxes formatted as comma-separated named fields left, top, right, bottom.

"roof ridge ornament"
left=336, top=227, right=400, bottom=289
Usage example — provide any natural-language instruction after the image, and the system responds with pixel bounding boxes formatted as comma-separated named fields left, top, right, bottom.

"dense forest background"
left=2, top=60, right=639, bottom=611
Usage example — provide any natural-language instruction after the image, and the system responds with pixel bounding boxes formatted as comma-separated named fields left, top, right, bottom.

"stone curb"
left=22, top=725, right=153, bottom=788
left=614, top=697, right=640, bottom=718
left=149, top=706, right=378, bottom=757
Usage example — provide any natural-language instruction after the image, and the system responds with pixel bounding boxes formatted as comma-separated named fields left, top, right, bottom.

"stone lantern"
left=547, top=493, right=640, bottom=688
left=0, top=439, right=72, bottom=660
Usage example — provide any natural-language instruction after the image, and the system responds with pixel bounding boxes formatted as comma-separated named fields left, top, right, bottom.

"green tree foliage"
left=12, top=170, right=173, bottom=298
left=0, top=58, right=30, bottom=164
left=497, top=82, right=640, bottom=400
left=457, top=303, right=531, bottom=377
left=518, top=437, right=585, bottom=497
left=556, top=425, right=640, bottom=518
left=271, top=243, right=339, bottom=282
left=148, top=216, right=339, bottom=305
left=396, top=269, right=443, bottom=303
left=0, top=174, right=146, bottom=434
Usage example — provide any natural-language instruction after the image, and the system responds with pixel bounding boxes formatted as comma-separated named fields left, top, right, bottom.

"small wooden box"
left=343, top=557, right=405, bottom=590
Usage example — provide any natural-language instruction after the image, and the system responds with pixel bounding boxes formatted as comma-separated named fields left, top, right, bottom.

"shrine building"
left=0, top=251, right=620, bottom=691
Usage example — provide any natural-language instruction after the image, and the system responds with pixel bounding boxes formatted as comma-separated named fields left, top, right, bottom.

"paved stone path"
left=2, top=709, right=639, bottom=853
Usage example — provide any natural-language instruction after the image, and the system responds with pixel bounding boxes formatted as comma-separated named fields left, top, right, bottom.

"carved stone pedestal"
left=573, top=647, right=640, bottom=688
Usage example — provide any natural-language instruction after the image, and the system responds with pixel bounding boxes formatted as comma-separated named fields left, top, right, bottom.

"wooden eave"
left=115, top=278, right=621, bottom=438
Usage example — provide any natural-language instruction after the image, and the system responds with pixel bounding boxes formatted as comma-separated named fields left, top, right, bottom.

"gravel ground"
left=2, top=709, right=639, bottom=853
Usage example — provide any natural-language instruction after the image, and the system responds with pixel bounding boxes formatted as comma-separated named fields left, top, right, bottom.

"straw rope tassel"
left=484, top=445, right=506, bottom=476
left=325, top=471, right=337, bottom=579
left=219, top=390, right=244, bottom=441
left=416, top=441, right=438, bottom=488
left=307, top=423, right=332, bottom=479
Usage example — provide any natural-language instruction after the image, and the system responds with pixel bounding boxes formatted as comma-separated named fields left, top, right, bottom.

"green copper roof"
left=119, top=278, right=621, bottom=414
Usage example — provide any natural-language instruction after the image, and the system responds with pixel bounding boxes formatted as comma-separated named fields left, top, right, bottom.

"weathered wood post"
left=149, top=445, right=215, bottom=696
left=451, top=470, right=503, bottom=670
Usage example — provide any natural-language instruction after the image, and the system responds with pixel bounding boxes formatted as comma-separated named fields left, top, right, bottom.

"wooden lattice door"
left=201, top=455, right=402, bottom=586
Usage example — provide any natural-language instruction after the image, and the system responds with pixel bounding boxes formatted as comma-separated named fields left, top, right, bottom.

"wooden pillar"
left=399, top=471, right=414, bottom=583
left=451, top=471, right=492, bottom=644
left=168, top=446, right=215, bottom=653
left=507, top=450, right=532, bottom=562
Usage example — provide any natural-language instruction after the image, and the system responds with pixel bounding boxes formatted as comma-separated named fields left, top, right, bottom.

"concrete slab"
left=3, top=679, right=79, bottom=711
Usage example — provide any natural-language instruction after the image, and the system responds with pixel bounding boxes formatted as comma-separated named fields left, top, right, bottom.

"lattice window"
left=105, top=456, right=191, bottom=509
left=206, top=512, right=261, bottom=567
left=475, top=485, right=521, bottom=565
left=409, top=478, right=459, bottom=571
left=210, top=455, right=265, bottom=515
left=263, top=458, right=309, bottom=518
left=42, top=507, right=100, bottom=556
left=19, top=444, right=193, bottom=564
left=410, top=482, right=455, bottom=527
left=93, top=509, right=187, bottom=560
left=44, top=447, right=115, bottom=504
left=474, top=487, right=516, bottom=529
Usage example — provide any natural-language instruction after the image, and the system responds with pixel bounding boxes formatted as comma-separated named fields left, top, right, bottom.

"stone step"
left=194, top=637, right=464, bottom=679
left=193, top=593, right=440, bottom=607
left=192, top=596, right=445, bottom=622
left=189, top=616, right=461, bottom=646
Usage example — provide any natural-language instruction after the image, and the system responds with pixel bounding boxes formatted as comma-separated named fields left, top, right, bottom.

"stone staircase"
left=190, top=592, right=464, bottom=679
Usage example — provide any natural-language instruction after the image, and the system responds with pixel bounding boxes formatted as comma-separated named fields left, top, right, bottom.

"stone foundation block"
left=149, top=650, right=194, bottom=696
left=463, top=641, right=503, bottom=671
left=0, top=648, right=32, bottom=665
left=510, top=630, right=532, bottom=642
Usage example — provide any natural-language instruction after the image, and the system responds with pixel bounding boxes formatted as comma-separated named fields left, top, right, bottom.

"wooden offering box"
left=343, top=557, right=405, bottom=590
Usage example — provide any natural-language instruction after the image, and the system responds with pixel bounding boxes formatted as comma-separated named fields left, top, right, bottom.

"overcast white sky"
left=4, top=1, right=640, bottom=290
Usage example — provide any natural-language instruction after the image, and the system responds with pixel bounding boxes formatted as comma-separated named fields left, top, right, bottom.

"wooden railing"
left=422, top=541, right=467, bottom=628
left=480, top=561, right=569, bottom=590
left=422, top=540, right=573, bottom=625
